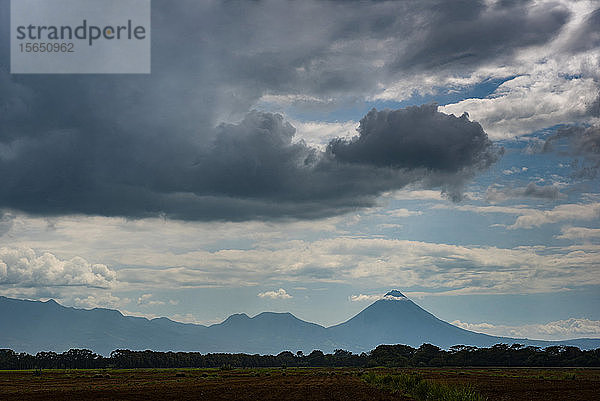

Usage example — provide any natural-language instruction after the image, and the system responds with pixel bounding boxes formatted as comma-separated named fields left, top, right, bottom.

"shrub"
left=362, top=372, right=487, bottom=401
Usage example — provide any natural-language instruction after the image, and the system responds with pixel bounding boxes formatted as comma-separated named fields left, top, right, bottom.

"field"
left=0, top=367, right=599, bottom=400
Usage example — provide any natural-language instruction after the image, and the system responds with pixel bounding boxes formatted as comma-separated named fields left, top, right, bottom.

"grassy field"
left=0, top=367, right=598, bottom=400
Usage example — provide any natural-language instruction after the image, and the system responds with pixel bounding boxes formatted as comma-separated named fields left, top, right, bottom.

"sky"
left=0, top=0, right=599, bottom=342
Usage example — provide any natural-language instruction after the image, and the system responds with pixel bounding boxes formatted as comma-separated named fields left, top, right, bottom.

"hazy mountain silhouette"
left=205, top=312, right=334, bottom=354
left=1, top=291, right=598, bottom=355
left=329, top=291, right=505, bottom=350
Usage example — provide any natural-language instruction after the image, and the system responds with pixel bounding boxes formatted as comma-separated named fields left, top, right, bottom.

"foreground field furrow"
left=1, top=368, right=598, bottom=401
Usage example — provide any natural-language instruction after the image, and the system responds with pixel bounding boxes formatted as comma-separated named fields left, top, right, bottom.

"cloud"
left=563, top=7, right=600, bottom=54
left=439, top=202, right=600, bottom=230
left=0, top=105, right=500, bottom=221
left=387, top=209, right=422, bottom=218
left=4, top=205, right=596, bottom=295
left=2, top=0, right=582, bottom=222
left=392, top=0, right=570, bottom=73
left=258, top=288, right=292, bottom=300
left=435, top=2, right=599, bottom=139
left=451, top=318, right=600, bottom=341
left=71, top=293, right=126, bottom=309
left=0, top=0, right=588, bottom=121
left=389, top=189, right=444, bottom=201
left=501, top=167, right=528, bottom=175
left=0, top=247, right=116, bottom=288
left=350, top=292, right=409, bottom=302
left=486, top=182, right=563, bottom=203
left=290, top=119, right=358, bottom=148
left=510, top=202, right=600, bottom=229
left=350, top=294, right=383, bottom=302
left=168, top=313, right=206, bottom=326
left=327, top=105, right=502, bottom=201
left=451, top=320, right=496, bottom=332
left=440, top=73, right=598, bottom=139
left=0, top=212, right=14, bottom=237
left=137, top=293, right=166, bottom=306
left=542, top=125, right=600, bottom=178
left=111, top=236, right=600, bottom=296
left=378, top=223, right=403, bottom=230
left=328, top=106, right=498, bottom=172
left=556, top=226, right=600, bottom=241
left=433, top=203, right=532, bottom=216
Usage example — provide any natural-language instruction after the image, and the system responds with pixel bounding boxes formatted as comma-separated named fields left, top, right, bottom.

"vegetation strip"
left=1, top=343, right=599, bottom=370
left=362, top=372, right=487, bottom=401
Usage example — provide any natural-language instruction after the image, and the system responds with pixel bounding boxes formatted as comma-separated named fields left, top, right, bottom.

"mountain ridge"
left=1, top=293, right=598, bottom=355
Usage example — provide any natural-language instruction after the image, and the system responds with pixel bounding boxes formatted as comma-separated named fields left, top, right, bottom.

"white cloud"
left=387, top=209, right=422, bottom=218
left=113, top=236, right=600, bottom=296
left=437, top=202, right=600, bottom=230
left=350, top=294, right=383, bottom=302
left=452, top=318, right=600, bottom=341
left=168, top=312, right=206, bottom=325
left=384, top=293, right=407, bottom=301
left=258, top=288, right=292, bottom=299
left=71, top=293, right=127, bottom=309
left=290, top=119, right=358, bottom=148
left=0, top=212, right=14, bottom=237
left=258, top=93, right=335, bottom=107
left=0, top=247, right=116, bottom=289
left=388, top=189, right=444, bottom=201
left=351, top=292, right=407, bottom=302
left=3, top=206, right=599, bottom=298
left=137, top=293, right=166, bottom=306
left=556, top=227, right=600, bottom=241
left=436, top=0, right=600, bottom=140
left=452, top=320, right=496, bottom=331
left=433, top=203, right=530, bottom=215
left=510, top=203, right=600, bottom=229
left=502, top=167, right=529, bottom=175
left=441, top=72, right=598, bottom=139
left=2, top=214, right=345, bottom=265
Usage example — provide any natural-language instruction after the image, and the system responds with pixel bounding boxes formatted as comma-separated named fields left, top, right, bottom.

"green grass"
left=362, top=372, right=487, bottom=401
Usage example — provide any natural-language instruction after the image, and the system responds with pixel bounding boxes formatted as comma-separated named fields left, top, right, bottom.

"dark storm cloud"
left=0, top=1, right=573, bottom=103
left=391, top=0, right=570, bottom=71
left=0, top=0, right=573, bottom=122
left=565, top=7, right=600, bottom=54
left=327, top=106, right=502, bottom=201
left=0, top=107, right=500, bottom=220
left=2, top=0, right=549, bottom=220
left=328, top=106, right=498, bottom=172
left=543, top=125, right=600, bottom=178
left=216, top=0, right=571, bottom=96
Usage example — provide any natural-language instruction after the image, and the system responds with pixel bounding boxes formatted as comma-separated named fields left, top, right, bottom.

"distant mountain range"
left=1, top=291, right=599, bottom=355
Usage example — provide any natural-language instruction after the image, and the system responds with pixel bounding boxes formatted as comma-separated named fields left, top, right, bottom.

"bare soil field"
left=0, top=367, right=598, bottom=400
left=413, top=367, right=600, bottom=401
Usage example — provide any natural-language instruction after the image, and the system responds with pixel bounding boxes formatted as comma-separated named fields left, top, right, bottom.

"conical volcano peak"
left=384, top=290, right=407, bottom=300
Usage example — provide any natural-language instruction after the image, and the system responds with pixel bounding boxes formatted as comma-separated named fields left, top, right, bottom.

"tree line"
left=1, top=343, right=599, bottom=370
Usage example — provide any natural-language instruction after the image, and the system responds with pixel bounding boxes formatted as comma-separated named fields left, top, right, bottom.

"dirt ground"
left=0, top=368, right=405, bottom=401
left=414, top=367, right=600, bottom=401
left=0, top=367, right=598, bottom=401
